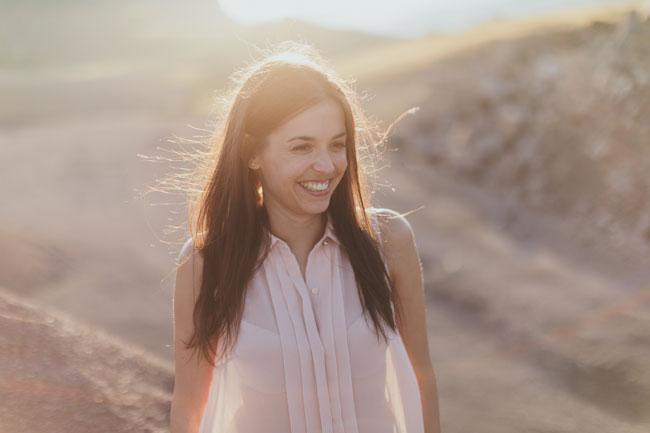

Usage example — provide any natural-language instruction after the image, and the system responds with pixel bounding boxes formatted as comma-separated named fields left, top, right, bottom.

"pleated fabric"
left=192, top=208, right=425, bottom=433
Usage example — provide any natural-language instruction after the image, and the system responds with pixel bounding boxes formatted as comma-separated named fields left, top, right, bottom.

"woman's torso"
left=197, top=209, right=424, bottom=433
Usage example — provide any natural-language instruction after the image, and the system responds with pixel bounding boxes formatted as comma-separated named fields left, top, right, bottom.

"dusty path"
left=2, top=108, right=649, bottom=432
left=2, top=114, right=649, bottom=432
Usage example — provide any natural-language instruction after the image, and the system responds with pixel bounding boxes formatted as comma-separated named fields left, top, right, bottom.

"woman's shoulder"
left=366, top=207, right=417, bottom=275
left=176, top=237, right=204, bottom=272
left=174, top=237, right=205, bottom=319
left=178, top=237, right=198, bottom=261
left=178, top=237, right=194, bottom=261
left=366, top=207, right=414, bottom=242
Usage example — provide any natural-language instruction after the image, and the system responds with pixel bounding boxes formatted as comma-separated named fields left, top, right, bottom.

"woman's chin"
left=294, top=198, right=330, bottom=215
left=299, top=202, right=330, bottom=215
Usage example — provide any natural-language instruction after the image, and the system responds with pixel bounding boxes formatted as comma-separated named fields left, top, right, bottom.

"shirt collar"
left=268, top=212, right=340, bottom=248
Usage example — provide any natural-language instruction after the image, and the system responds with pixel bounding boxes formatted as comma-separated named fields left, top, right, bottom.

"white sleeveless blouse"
left=185, top=208, right=425, bottom=433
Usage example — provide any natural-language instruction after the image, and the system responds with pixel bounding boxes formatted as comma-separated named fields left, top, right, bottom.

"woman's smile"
left=297, top=177, right=334, bottom=197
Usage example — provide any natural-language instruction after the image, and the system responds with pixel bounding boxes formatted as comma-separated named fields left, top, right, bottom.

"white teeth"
left=299, top=179, right=330, bottom=191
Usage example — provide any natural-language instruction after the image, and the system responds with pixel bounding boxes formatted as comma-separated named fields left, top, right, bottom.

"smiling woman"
left=169, top=40, right=440, bottom=433
left=247, top=97, right=349, bottom=217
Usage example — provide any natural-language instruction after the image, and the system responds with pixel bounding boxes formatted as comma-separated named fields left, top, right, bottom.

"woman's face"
left=250, top=98, right=348, bottom=219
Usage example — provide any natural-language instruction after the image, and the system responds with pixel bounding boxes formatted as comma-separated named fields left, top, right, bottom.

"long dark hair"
left=177, top=41, right=409, bottom=367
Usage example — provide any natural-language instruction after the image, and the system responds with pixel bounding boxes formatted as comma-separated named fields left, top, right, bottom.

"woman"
left=170, top=41, right=441, bottom=433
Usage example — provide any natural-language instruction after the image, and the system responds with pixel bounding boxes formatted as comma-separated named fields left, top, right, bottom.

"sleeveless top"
left=180, top=208, right=425, bottom=433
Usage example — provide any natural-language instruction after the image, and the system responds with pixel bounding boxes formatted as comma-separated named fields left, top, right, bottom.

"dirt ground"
left=2, top=142, right=649, bottom=432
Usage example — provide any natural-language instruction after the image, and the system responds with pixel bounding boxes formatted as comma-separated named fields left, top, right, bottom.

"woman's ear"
left=244, top=133, right=262, bottom=170
left=248, top=157, right=260, bottom=170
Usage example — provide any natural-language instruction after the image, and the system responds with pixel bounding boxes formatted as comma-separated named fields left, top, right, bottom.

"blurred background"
left=1, top=0, right=650, bottom=432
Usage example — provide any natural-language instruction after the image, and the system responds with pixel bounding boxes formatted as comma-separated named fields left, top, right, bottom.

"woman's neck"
left=265, top=207, right=327, bottom=253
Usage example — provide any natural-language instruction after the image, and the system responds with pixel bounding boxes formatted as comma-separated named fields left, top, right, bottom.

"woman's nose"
left=313, top=150, right=336, bottom=173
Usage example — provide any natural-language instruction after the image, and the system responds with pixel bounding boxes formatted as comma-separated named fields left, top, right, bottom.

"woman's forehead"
left=269, top=100, right=346, bottom=142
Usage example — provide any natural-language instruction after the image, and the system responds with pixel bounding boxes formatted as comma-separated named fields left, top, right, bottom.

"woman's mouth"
left=298, top=178, right=333, bottom=197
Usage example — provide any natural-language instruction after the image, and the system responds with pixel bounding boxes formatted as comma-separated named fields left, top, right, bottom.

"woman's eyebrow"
left=287, top=131, right=346, bottom=142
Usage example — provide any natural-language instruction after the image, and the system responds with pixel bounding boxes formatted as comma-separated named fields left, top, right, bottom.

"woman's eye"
left=292, top=142, right=345, bottom=152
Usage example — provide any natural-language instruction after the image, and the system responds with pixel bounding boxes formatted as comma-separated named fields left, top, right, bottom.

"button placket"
left=267, top=224, right=359, bottom=433
left=263, top=250, right=311, bottom=433
left=278, top=241, right=333, bottom=433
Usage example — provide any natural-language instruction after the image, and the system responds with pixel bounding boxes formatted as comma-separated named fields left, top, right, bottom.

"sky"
left=217, top=0, right=640, bottom=38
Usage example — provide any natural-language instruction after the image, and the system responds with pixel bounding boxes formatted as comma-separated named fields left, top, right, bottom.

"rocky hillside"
left=391, top=8, right=650, bottom=257
left=0, top=288, right=172, bottom=433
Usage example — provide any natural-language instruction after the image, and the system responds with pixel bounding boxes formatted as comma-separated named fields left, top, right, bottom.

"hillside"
left=350, top=3, right=650, bottom=267
left=0, top=287, right=172, bottom=433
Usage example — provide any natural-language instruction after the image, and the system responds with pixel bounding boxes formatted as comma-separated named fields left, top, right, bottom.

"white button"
left=311, top=287, right=319, bottom=294
left=322, top=239, right=329, bottom=246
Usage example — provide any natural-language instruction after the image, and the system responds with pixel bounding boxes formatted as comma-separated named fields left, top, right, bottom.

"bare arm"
left=170, top=239, right=215, bottom=433
left=377, top=209, right=442, bottom=433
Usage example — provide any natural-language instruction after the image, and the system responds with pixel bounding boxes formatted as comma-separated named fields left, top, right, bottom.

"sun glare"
left=217, top=0, right=426, bottom=37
